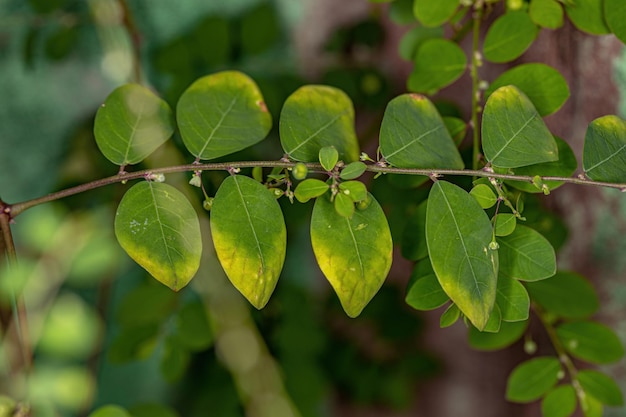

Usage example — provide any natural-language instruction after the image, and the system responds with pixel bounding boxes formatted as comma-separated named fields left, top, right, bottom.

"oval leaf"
left=605, top=0, right=626, bottom=43
left=311, top=193, right=392, bottom=317
left=440, top=303, right=461, bottom=328
left=497, top=225, right=556, bottom=282
left=333, top=192, right=355, bottom=218
left=340, top=161, right=367, bottom=180
left=294, top=179, right=329, bottom=203
left=583, top=115, right=626, bottom=182
left=319, top=146, right=339, bottom=172
left=408, top=39, right=467, bottom=94
left=486, top=63, right=570, bottom=116
left=88, top=405, right=131, bottom=417
left=115, top=182, right=201, bottom=291
left=211, top=175, right=287, bottom=309
left=482, top=86, right=558, bottom=168
left=556, top=321, right=625, bottom=364
left=529, top=0, right=564, bottom=29
left=483, top=11, right=538, bottom=63
left=177, top=71, right=272, bottom=160
left=426, top=181, right=498, bottom=330
left=525, top=271, right=599, bottom=319
left=506, top=356, right=562, bottom=403
left=470, top=184, right=498, bottom=209
left=577, top=370, right=624, bottom=406
left=541, top=385, right=577, bottom=417
left=380, top=94, right=464, bottom=169
left=494, top=213, right=517, bottom=237
left=339, top=181, right=367, bottom=202
left=280, top=85, right=359, bottom=163
left=413, top=0, right=459, bottom=27
left=496, top=275, right=529, bottom=322
left=468, top=320, right=528, bottom=351
left=565, top=0, right=610, bottom=35
left=405, top=270, right=449, bottom=311
left=94, top=84, right=174, bottom=166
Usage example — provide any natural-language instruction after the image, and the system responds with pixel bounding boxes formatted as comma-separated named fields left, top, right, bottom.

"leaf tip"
left=256, top=99, right=268, bottom=112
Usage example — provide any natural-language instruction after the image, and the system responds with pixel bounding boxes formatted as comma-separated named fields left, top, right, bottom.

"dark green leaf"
left=311, top=193, right=393, bottom=317
left=442, top=116, right=467, bottom=146
left=470, top=184, right=498, bottom=209
left=115, top=182, right=202, bottom=291
left=556, top=321, right=625, bottom=364
left=174, top=302, right=213, bottom=352
left=605, top=0, right=626, bottom=43
left=482, top=86, right=558, bottom=168
left=294, top=179, right=329, bottom=203
left=405, top=271, right=449, bottom=311
left=583, top=115, right=626, bottom=182
left=426, top=181, right=498, bottom=330
left=483, top=12, right=538, bottom=63
left=129, top=403, right=180, bottom=417
left=413, top=0, right=459, bottom=27
left=497, top=275, right=529, bottom=322
left=506, top=356, right=561, bottom=403
left=177, top=71, right=272, bottom=160
left=211, top=175, right=287, bottom=309
left=116, top=283, right=177, bottom=328
left=439, top=303, right=461, bottom=328
left=334, top=192, right=355, bottom=218
left=525, top=271, right=599, bottom=319
left=160, top=337, right=190, bottom=382
left=398, top=26, right=443, bottom=60
left=401, top=200, right=428, bottom=261
left=380, top=94, right=464, bottom=169
left=485, top=63, right=570, bottom=116
left=390, top=0, right=417, bottom=25
left=94, top=84, right=174, bottom=166
left=498, top=225, right=556, bottom=282
left=564, top=0, right=610, bottom=35
left=494, top=213, right=516, bottom=237
left=340, top=162, right=367, bottom=180
left=468, top=320, right=528, bottom=351
left=280, top=85, right=359, bottom=163
left=541, top=385, right=577, bottom=417
left=108, top=325, right=159, bottom=363
left=319, top=146, right=339, bottom=171
left=408, top=39, right=467, bottom=93
left=577, top=370, right=624, bottom=406
left=529, top=0, right=564, bottom=29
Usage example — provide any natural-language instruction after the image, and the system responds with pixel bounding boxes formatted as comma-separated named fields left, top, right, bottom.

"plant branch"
left=117, top=0, right=143, bottom=84
left=470, top=3, right=483, bottom=171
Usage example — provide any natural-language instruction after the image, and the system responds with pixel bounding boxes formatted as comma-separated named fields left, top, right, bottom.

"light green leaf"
left=529, top=0, right=564, bottom=29
left=94, top=84, right=174, bottom=166
left=580, top=393, right=604, bottom=417
left=583, top=115, right=626, bottom=182
left=319, top=146, right=339, bottom=171
left=485, top=63, right=570, bottom=116
left=114, top=182, right=201, bottom=291
left=440, top=303, right=461, bottom=328
left=211, top=175, right=287, bottom=309
left=482, top=303, right=502, bottom=332
left=470, top=184, right=498, bottom=209
left=483, top=11, right=538, bottom=63
left=525, top=271, right=599, bottom=319
left=401, top=200, right=428, bottom=261
left=380, top=94, right=464, bottom=169
left=506, top=356, right=562, bottom=403
left=405, top=270, right=449, bottom=311
left=556, top=321, right=625, bottom=364
left=496, top=275, right=529, bottom=322
left=426, top=181, right=498, bottom=331
left=483, top=86, right=558, bottom=168
left=311, top=193, right=392, bottom=317
left=88, top=405, right=131, bottom=417
left=177, top=71, right=272, bottom=160
left=413, top=0, right=459, bottom=27
left=339, top=181, right=367, bottom=202
left=605, top=0, right=626, bottom=43
left=334, top=192, right=355, bottom=218
left=494, top=213, right=517, bottom=237
left=541, top=385, right=577, bottom=417
left=340, top=161, right=367, bottom=180
left=497, top=225, right=556, bottom=282
left=577, top=370, right=624, bottom=406
left=408, top=39, right=467, bottom=94
left=506, top=137, right=577, bottom=193
left=294, top=179, right=329, bottom=203
left=280, top=85, right=359, bottom=163
left=565, top=0, right=610, bottom=35
left=468, top=320, right=528, bottom=351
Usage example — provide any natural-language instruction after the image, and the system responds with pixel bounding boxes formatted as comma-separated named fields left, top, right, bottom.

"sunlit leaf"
left=340, top=162, right=367, bottom=180
left=482, top=86, right=558, bottom=168
left=177, top=71, right=272, bottom=160
left=582, top=115, right=626, bottom=182
left=494, top=213, right=516, bottom=237
left=483, top=11, right=538, bottom=63
left=294, top=179, right=329, bottom=203
left=426, top=181, right=498, bottom=330
left=564, top=0, right=610, bottom=35
left=506, top=356, right=561, bottom=403
left=439, top=303, right=461, bottom=328
left=413, top=0, right=459, bottom=27
left=408, top=39, right=466, bottom=93
left=525, top=271, right=599, bottom=319
left=605, top=0, right=626, bottom=43
left=529, top=0, right=564, bottom=29
left=280, top=85, right=359, bottom=163
left=541, top=385, right=577, bottom=417
left=577, top=370, right=624, bottom=406
left=115, top=182, right=202, bottom=291
left=94, top=84, right=174, bottom=166
left=497, top=225, right=556, bottom=282
left=468, top=320, right=528, bottom=351
left=311, top=193, right=392, bottom=317
left=211, top=175, right=287, bottom=309
left=319, top=146, right=339, bottom=171
left=470, top=184, right=498, bottom=209
left=556, top=321, right=625, bottom=364
left=380, top=94, right=464, bottom=169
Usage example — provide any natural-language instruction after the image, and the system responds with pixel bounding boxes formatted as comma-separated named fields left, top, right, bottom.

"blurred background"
left=0, top=0, right=625, bottom=416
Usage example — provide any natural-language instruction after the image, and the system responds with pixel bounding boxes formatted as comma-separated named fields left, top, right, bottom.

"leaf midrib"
left=233, top=176, right=266, bottom=274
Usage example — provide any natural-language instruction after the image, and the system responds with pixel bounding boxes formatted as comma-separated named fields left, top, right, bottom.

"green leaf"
left=380, top=94, right=464, bottom=169
left=497, top=225, right=556, bottom=282
left=160, top=337, right=190, bottom=382
left=311, top=193, right=392, bottom=317
left=177, top=71, right=272, bottom=160
left=564, top=0, right=610, bottom=35
left=319, top=146, right=339, bottom=171
left=211, top=175, right=287, bottom=309
left=468, top=320, right=528, bottom=351
left=339, top=181, right=367, bottom=202
left=525, top=271, right=599, bottom=319
left=494, top=213, right=517, bottom=237
left=340, top=162, right=367, bottom=180
left=556, top=321, right=625, bottom=364
left=506, top=137, right=577, bottom=193
left=174, top=302, right=213, bottom=352
left=129, top=403, right=180, bottom=417
left=116, top=282, right=176, bottom=328
left=583, top=115, right=626, bottom=182
left=485, top=63, right=570, bottom=116
left=605, top=0, right=626, bottom=43
left=482, top=86, right=559, bottom=168
left=577, top=370, right=624, bottom=406
left=88, top=406, right=131, bottom=417
left=443, top=116, right=468, bottom=146
left=401, top=200, right=428, bottom=261
left=280, top=85, right=359, bottom=163
left=470, top=184, right=498, bottom=209
left=408, top=39, right=467, bottom=93
left=529, top=0, right=564, bottom=29
left=439, top=303, right=461, bottom=328
left=580, top=393, right=604, bottom=417
left=541, top=385, right=577, bottom=417
left=294, top=179, right=330, bottom=203
left=483, top=11, right=538, bottom=63
left=413, top=0, right=459, bottom=27
left=496, top=275, right=529, bottom=322
left=398, top=26, right=444, bottom=60
left=94, top=84, right=174, bottom=166
left=334, top=192, right=355, bottom=218
left=426, top=181, right=498, bottom=330
left=483, top=303, right=502, bottom=332
left=506, top=356, right=562, bottom=403
left=390, top=0, right=417, bottom=25
left=405, top=270, right=449, bottom=311
left=114, top=182, right=202, bottom=291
